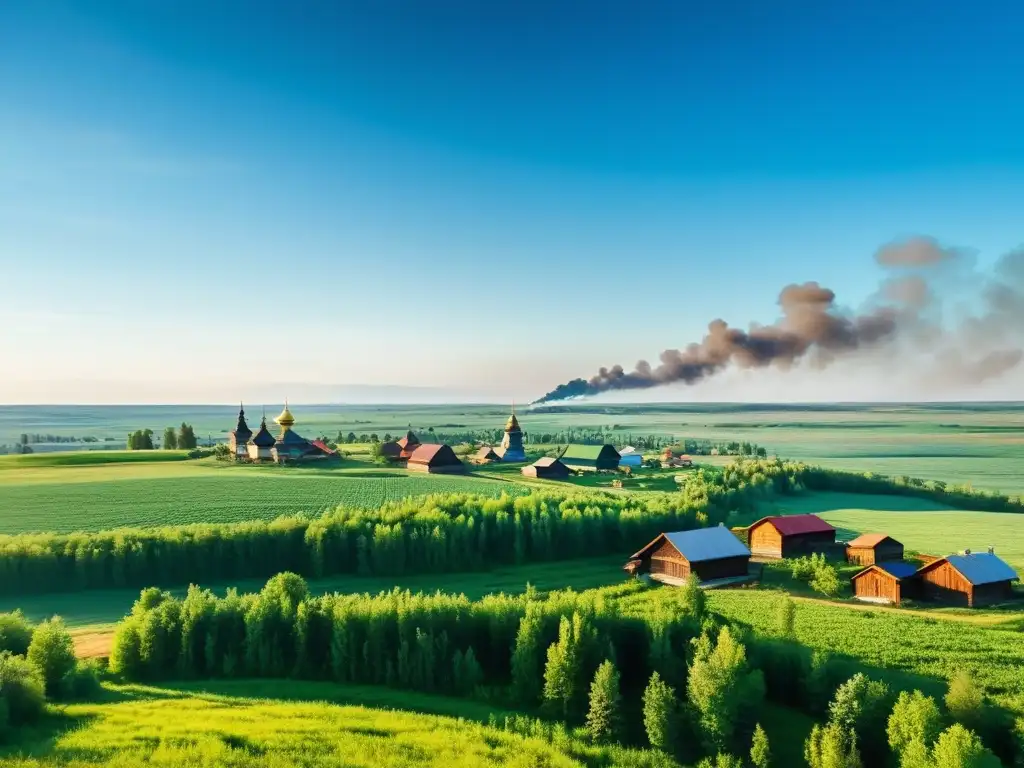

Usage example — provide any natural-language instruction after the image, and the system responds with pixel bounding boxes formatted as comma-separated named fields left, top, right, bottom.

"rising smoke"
left=533, top=237, right=1024, bottom=403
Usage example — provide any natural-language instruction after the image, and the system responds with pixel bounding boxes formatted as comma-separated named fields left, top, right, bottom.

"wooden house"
left=406, top=444, right=466, bottom=474
left=629, top=525, right=751, bottom=583
left=380, top=441, right=402, bottom=462
left=850, top=561, right=919, bottom=605
left=846, top=534, right=904, bottom=565
left=521, top=456, right=570, bottom=479
left=561, top=444, right=621, bottom=471
left=473, top=446, right=501, bottom=464
left=397, top=431, right=421, bottom=459
left=747, top=514, right=836, bottom=559
left=916, top=551, right=1018, bottom=607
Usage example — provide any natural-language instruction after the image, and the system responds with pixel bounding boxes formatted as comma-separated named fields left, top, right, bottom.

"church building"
left=494, top=405, right=526, bottom=462
left=228, top=403, right=336, bottom=464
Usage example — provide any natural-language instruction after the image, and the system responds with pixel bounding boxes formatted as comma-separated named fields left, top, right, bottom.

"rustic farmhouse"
left=846, top=534, right=905, bottom=565
left=628, top=525, right=751, bottom=584
left=850, top=561, right=919, bottom=605
left=561, top=444, right=621, bottom=471
left=660, top=447, right=692, bottom=468
left=747, top=514, right=836, bottom=559
left=406, top=443, right=466, bottom=474
left=473, top=446, right=501, bottom=464
left=916, top=550, right=1018, bottom=607
left=521, top=456, right=570, bottom=479
left=396, top=431, right=421, bottom=459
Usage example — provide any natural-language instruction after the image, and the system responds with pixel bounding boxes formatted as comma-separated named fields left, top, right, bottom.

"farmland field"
left=0, top=460, right=526, bottom=533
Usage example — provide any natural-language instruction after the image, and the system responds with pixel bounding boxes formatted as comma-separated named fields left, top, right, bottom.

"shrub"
left=27, top=617, right=77, bottom=697
left=0, top=610, right=33, bottom=656
left=0, top=651, right=46, bottom=726
left=810, top=563, right=842, bottom=598
left=750, top=723, right=771, bottom=768
left=946, top=670, right=985, bottom=728
left=66, top=659, right=104, bottom=700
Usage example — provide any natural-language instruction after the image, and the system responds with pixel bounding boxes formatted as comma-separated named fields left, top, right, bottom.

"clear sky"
left=2, top=1, right=1023, bottom=403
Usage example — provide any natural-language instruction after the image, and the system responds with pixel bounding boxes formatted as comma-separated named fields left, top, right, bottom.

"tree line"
left=127, top=423, right=198, bottom=450
left=108, top=574, right=1016, bottom=766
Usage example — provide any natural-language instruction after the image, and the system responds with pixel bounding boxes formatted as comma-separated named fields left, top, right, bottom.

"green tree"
left=945, top=670, right=984, bottom=728
left=687, top=626, right=765, bottom=752
left=0, top=651, right=46, bottom=726
left=162, top=427, right=178, bottom=450
left=681, top=574, right=706, bottom=621
left=750, top=723, right=771, bottom=768
left=542, top=612, right=591, bottom=719
left=511, top=606, right=543, bottom=706
left=0, top=610, right=34, bottom=656
left=642, top=671, right=677, bottom=752
left=585, top=660, right=621, bottom=743
left=805, top=722, right=862, bottom=768
left=697, top=755, right=743, bottom=768
left=27, top=617, right=76, bottom=697
left=178, top=423, right=197, bottom=450
left=776, top=595, right=795, bottom=637
left=810, top=562, right=841, bottom=597
left=887, top=690, right=942, bottom=758
left=930, top=724, right=1000, bottom=768
left=827, top=672, right=890, bottom=739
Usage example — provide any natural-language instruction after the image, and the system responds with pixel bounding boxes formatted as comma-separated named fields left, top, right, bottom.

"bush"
left=0, top=651, right=46, bottom=726
left=0, top=611, right=34, bottom=656
left=66, top=659, right=104, bottom=700
left=27, top=617, right=76, bottom=698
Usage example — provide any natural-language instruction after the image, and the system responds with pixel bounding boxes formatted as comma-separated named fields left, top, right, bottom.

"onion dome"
left=505, top=413, right=520, bottom=431
left=251, top=417, right=276, bottom=448
left=275, top=402, right=295, bottom=429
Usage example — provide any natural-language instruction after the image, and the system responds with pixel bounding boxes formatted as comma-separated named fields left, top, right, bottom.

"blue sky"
left=2, top=1, right=1023, bottom=403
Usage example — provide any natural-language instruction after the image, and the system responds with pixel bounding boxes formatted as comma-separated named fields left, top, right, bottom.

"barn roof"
left=752, top=514, right=834, bottom=536
left=397, top=431, right=420, bottom=449
left=618, top=446, right=638, bottom=455
left=944, top=552, right=1019, bottom=585
left=634, top=526, right=750, bottom=563
left=851, top=561, right=919, bottom=581
left=408, top=443, right=462, bottom=466
left=847, top=533, right=898, bottom=548
left=310, top=439, right=336, bottom=455
left=475, top=446, right=499, bottom=458
left=533, top=456, right=563, bottom=467
left=562, top=444, right=620, bottom=460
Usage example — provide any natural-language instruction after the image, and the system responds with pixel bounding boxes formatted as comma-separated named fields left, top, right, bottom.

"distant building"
left=850, top=561, right=920, bottom=605
left=521, top=456, right=570, bottom=479
left=916, top=550, right=1018, bottom=607
left=561, top=444, right=621, bottom=471
left=379, top=441, right=403, bottom=462
left=494, top=405, right=526, bottom=462
left=473, top=446, right=501, bottom=464
left=746, top=514, right=836, bottom=559
left=406, top=444, right=466, bottom=474
left=248, top=415, right=277, bottom=461
left=396, top=431, right=421, bottom=460
left=846, top=534, right=904, bottom=565
left=618, top=447, right=643, bottom=468
left=661, top=447, right=693, bottom=468
left=228, top=405, right=253, bottom=460
left=628, top=525, right=752, bottom=584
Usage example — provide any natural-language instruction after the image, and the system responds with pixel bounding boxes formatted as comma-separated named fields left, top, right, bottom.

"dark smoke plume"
left=534, top=237, right=1024, bottom=403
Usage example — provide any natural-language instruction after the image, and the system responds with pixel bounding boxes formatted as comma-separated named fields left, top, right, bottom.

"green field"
left=0, top=459, right=527, bottom=533
left=747, top=491, right=1024, bottom=574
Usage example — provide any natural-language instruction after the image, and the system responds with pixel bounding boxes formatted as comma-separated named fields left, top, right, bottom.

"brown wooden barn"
left=406, top=444, right=466, bottom=474
left=629, top=525, right=751, bottom=584
left=915, top=551, right=1018, bottom=607
left=846, top=533, right=904, bottom=565
left=473, top=446, right=500, bottom=464
left=521, top=456, right=570, bottom=479
left=747, top=514, right=836, bottom=559
left=380, top=441, right=402, bottom=462
left=850, top=561, right=919, bottom=605
left=397, top=431, right=421, bottom=459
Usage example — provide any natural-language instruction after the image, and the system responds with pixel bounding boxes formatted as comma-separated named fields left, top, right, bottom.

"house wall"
left=749, top=523, right=783, bottom=558
left=847, top=542, right=904, bottom=565
left=782, top=531, right=836, bottom=558
left=919, top=561, right=973, bottom=606
left=692, top=555, right=750, bottom=581
left=971, top=581, right=1013, bottom=606
left=847, top=546, right=876, bottom=566
left=852, top=569, right=900, bottom=604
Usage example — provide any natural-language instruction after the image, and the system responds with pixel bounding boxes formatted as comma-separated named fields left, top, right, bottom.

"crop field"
left=0, top=681, right=594, bottom=767
left=0, top=460, right=526, bottom=534
left=746, top=491, right=1024, bottom=573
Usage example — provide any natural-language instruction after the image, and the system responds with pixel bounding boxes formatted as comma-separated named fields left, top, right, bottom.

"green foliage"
left=775, top=595, right=795, bottom=638
left=126, top=429, right=154, bottom=450
left=642, top=671, right=677, bottom=752
left=687, top=626, right=765, bottom=752
left=827, top=673, right=890, bottom=764
left=0, top=610, right=33, bottom=656
left=26, top=617, right=76, bottom=697
left=177, top=423, right=197, bottom=450
left=585, top=660, right=621, bottom=743
left=162, top=427, right=178, bottom=450
left=887, top=690, right=943, bottom=758
left=66, top=658, right=104, bottom=700
left=543, top=613, right=593, bottom=719
left=680, top=574, right=706, bottom=622
left=750, top=723, right=771, bottom=768
left=930, top=724, right=1001, bottom=768
left=946, top=670, right=985, bottom=728
left=804, top=721, right=862, bottom=768
left=810, top=562, right=841, bottom=597
left=697, top=754, right=743, bottom=768
left=0, top=651, right=46, bottom=726
left=511, top=605, right=544, bottom=706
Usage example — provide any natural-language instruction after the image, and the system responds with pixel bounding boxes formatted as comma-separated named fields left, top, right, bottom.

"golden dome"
left=275, top=402, right=295, bottom=428
left=505, top=413, right=520, bottom=431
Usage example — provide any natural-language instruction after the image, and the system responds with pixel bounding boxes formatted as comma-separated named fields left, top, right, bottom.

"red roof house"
left=747, top=514, right=836, bottom=559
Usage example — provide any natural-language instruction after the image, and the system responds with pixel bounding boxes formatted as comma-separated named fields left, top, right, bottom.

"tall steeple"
left=230, top=402, right=252, bottom=445
left=499, top=400, right=525, bottom=461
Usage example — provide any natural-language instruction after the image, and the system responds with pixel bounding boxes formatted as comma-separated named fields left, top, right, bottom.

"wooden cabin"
left=406, top=444, right=466, bottom=474
left=629, top=525, right=751, bottom=584
left=916, top=551, right=1018, bottom=607
left=747, top=514, right=836, bottom=559
left=473, top=446, right=501, bottom=464
left=846, top=534, right=904, bottom=565
left=521, top=456, right=570, bottom=479
left=561, top=444, right=621, bottom=471
left=851, top=561, right=919, bottom=605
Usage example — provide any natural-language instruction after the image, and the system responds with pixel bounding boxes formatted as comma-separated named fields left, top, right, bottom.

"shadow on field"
left=0, top=709, right=96, bottom=759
